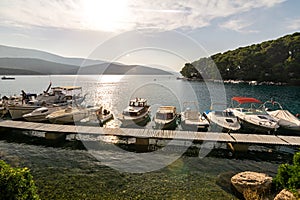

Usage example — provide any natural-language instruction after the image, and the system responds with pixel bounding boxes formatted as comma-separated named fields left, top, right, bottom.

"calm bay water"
left=1, top=75, right=299, bottom=114
left=0, top=75, right=299, bottom=199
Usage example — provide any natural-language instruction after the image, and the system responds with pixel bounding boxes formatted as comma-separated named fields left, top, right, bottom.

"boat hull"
left=23, top=106, right=64, bottom=122
left=154, top=117, right=177, bottom=130
left=120, top=113, right=150, bottom=127
left=180, top=119, right=209, bottom=131
left=204, top=111, right=241, bottom=132
left=8, top=105, right=41, bottom=120
left=238, top=118, right=278, bottom=134
left=180, top=111, right=209, bottom=131
left=47, top=110, right=87, bottom=124
left=23, top=114, right=49, bottom=122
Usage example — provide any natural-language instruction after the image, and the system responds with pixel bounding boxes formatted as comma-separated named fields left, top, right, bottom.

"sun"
left=82, top=0, right=131, bottom=32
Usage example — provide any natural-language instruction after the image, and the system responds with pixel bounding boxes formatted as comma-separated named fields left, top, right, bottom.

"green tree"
left=0, top=160, right=39, bottom=200
left=180, top=32, right=300, bottom=85
left=273, top=152, right=300, bottom=195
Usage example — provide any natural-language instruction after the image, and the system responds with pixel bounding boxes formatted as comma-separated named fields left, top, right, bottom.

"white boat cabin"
left=123, top=98, right=149, bottom=117
left=155, top=106, right=176, bottom=120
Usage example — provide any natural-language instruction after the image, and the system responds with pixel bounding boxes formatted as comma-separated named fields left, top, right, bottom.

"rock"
left=274, top=189, right=298, bottom=200
left=231, top=171, right=272, bottom=196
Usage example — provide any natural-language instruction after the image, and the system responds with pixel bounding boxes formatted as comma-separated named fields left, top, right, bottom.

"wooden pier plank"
left=230, top=133, right=288, bottom=145
left=0, top=120, right=299, bottom=146
left=75, top=126, right=96, bottom=134
left=195, top=132, right=236, bottom=142
left=277, top=135, right=300, bottom=145
left=58, top=125, right=78, bottom=133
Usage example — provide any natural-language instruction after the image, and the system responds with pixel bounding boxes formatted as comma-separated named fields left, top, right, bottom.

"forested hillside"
left=180, top=32, right=300, bottom=85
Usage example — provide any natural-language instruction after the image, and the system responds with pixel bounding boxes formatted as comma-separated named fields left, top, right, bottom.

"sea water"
left=0, top=75, right=299, bottom=199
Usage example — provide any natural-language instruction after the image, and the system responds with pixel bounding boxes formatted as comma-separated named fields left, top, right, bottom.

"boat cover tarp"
left=269, top=110, right=300, bottom=127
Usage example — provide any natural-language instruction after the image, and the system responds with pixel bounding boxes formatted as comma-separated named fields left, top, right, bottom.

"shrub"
left=0, top=160, right=39, bottom=200
left=274, top=152, right=300, bottom=194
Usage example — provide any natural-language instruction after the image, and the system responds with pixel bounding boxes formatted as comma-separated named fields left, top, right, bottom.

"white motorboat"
left=80, top=106, right=113, bottom=126
left=180, top=102, right=209, bottom=131
left=46, top=106, right=88, bottom=124
left=264, top=100, right=300, bottom=134
left=204, top=110, right=241, bottom=132
left=119, top=98, right=151, bottom=127
left=8, top=84, right=84, bottom=120
left=22, top=105, right=66, bottom=122
left=228, top=97, right=279, bottom=133
left=154, top=106, right=178, bottom=130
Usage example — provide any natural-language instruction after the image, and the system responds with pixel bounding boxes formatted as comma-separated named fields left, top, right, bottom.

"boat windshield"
left=156, top=112, right=173, bottom=120
left=130, top=101, right=143, bottom=107
left=214, top=111, right=235, bottom=117
left=238, top=108, right=267, bottom=115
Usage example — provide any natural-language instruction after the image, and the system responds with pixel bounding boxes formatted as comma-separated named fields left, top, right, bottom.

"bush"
left=274, top=152, right=300, bottom=194
left=0, top=160, right=39, bottom=200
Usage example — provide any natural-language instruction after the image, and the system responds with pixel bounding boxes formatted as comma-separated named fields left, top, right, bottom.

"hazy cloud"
left=287, top=18, right=300, bottom=30
left=219, top=19, right=259, bottom=33
left=0, top=0, right=286, bottom=32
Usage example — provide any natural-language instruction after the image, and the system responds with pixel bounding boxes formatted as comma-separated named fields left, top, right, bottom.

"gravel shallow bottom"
left=0, top=134, right=294, bottom=200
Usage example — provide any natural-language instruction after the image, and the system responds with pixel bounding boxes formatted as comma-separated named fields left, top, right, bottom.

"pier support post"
left=227, top=143, right=249, bottom=153
left=135, top=137, right=149, bottom=152
left=45, top=132, right=66, bottom=141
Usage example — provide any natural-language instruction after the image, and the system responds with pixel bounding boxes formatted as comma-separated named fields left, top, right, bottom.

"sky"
left=0, top=0, right=300, bottom=71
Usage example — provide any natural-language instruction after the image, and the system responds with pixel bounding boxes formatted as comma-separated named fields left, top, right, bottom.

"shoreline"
left=177, top=77, right=300, bottom=86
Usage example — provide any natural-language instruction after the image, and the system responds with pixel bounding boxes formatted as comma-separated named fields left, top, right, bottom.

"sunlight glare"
left=98, top=75, right=124, bottom=83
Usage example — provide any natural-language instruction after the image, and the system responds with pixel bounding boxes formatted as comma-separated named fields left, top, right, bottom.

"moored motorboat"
left=154, top=106, right=178, bottom=130
left=22, top=105, right=66, bottom=122
left=118, top=98, right=151, bottom=127
left=46, top=106, right=88, bottom=124
left=228, top=97, right=279, bottom=133
left=204, top=110, right=241, bottom=132
left=264, top=100, right=300, bottom=134
left=8, top=84, right=84, bottom=120
left=180, top=102, right=209, bottom=131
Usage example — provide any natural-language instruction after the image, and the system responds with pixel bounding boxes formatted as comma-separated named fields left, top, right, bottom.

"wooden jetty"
left=0, top=120, right=299, bottom=147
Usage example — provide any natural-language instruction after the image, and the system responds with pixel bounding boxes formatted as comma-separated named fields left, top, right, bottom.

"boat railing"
left=263, top=100, right=284, bottom=111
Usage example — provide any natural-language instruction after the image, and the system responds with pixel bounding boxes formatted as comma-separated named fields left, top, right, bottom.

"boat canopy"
left=232, top=97, right=262, bottom=104
left=51, top=86, right=82, bottom=91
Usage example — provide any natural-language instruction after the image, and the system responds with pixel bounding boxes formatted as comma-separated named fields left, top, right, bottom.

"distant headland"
left=0, top=45, right=172, bottom=76
left=180, top=32, right=300, bottom=85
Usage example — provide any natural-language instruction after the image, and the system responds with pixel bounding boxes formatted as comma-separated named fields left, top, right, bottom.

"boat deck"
left=0, top=120, right=299, bottom=146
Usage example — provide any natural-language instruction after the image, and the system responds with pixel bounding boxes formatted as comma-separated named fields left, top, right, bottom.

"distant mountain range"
left=0, top=45, right=172, bottom=75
